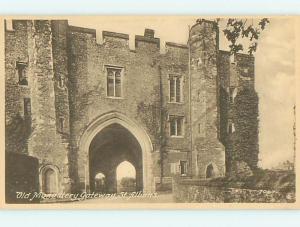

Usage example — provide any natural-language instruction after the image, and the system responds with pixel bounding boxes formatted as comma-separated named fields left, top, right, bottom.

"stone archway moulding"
left=78, top=111, right=154, bottom=193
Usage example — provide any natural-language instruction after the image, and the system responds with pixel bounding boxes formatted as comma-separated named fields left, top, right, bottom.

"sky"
left=116, top=161, right=136, bottom=180
left=69, top=16, right=296, bottom=169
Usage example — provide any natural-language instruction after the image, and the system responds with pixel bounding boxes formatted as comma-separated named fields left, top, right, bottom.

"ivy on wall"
left=234, top=87, right=259, bottom=170
left=5, top=113, right=32, bottom=154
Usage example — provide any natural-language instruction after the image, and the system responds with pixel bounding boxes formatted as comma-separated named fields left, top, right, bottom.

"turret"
left=188, top=19, right=225, bottom=178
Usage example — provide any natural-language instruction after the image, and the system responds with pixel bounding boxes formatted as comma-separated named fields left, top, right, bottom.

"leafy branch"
left=221, top=18, right=270, bottom=55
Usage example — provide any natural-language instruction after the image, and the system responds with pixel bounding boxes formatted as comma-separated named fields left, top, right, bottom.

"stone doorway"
left=89, top=123, right=143, bottom=193
left=79, top=112, right=154, bottom=193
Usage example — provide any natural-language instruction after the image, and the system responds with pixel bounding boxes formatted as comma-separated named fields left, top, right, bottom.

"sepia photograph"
left=1, top=16, right=298, bottom=208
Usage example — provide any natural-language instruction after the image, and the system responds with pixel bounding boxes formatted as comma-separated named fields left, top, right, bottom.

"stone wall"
left=51, top=20, right=71, bottom=140
left=67, top=25, right=194, bottom=191
left=173, top=178, right=295, bottom=203
left=160, top=42, right=190, bottom=152
left=5, top=20, right=72, bottom=194
left=5, top=20, right=32, bottom=154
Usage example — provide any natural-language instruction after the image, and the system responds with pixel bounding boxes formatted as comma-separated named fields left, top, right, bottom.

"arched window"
left=116, top=161, right=136, bottom=193
left=42, top=168, right=57, bottom=194
left=206, top=164, right=216, bottom=179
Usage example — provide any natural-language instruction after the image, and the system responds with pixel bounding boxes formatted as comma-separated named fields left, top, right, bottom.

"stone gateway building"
left=5, top=19, right=259, bottom=196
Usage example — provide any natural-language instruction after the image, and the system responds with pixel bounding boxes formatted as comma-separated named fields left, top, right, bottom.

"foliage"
left=120, top=177, right=136, bottom=188
left=5, top=114, right=32, bottom=154
left=212, top=169, right=295, bottom=193
left=221, top=18, right=270, bottom=55
left=234, top=88, right=259, bottom=169
left=137, top=101, right=161, bottom=144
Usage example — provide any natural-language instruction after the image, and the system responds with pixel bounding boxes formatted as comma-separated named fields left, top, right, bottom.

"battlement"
left=66, top=22, right=163, bottom=50
left=135, top=35, right=160, bottom=49
left=5, top=19, right=254, bottom=62
left=165, top=42, right=188, bottom=49
left=5, top=20, right=199, bottom=54
left=69, top=25, right=96, bottom=37
left=102, top=31, right=129, bottom=40
left=4, top=19, right=31, bottom=35
left=65, top=22, right=189, bottom=52
left=165, top=42, right=189, bottom=58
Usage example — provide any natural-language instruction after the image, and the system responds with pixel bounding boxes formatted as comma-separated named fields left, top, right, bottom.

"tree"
left=211, top=18, right=270, bottom=55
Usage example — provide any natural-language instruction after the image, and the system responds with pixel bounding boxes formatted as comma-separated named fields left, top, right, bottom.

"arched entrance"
left=206, top=163, right=219, bottom=179
left=116, top=161, right=136, bottom=193
left=79, top=112, right=153, bottom=193
left=89, top=123, right=143, bottom=193
left=43, top=169, right=56, bottom=193
left=40, top=166, right=59, bottom=194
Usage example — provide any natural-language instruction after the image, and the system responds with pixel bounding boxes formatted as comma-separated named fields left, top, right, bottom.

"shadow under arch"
left=78, top=112, right=154, bottom=193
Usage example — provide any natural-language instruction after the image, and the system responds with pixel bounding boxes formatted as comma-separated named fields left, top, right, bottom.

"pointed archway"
left=78, top=112, right=153, bottom=193
left=89, top=123, right=143, bottom=193
left=116, top=161, right=136, bottom=193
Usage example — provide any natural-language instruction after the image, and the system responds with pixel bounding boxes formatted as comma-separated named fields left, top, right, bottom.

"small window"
left=23, top=98, right=31, bottom=117
left=169, top=115, right=184, bottom=137
left=198, top=122, right=206, bottom=137
left=106, top=67, right=123, bottom=97
left=180, top=161, right=188, bottom=176
left=169, top=75, right=182, bottom=103
left=59, top=117, right=64, bottom=132
left=229, top=87, right=237, bottom=104
left=230, top=54, right=236, bottom=64
left=58, top=76, right=64, bottom=88
left=228, top=122, right=235, bottom=134
left=17, top=62, right=28, bottom=86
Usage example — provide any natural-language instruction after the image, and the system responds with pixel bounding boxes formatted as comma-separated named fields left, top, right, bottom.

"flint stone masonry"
left=5, top=19, right=259, bottom=196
